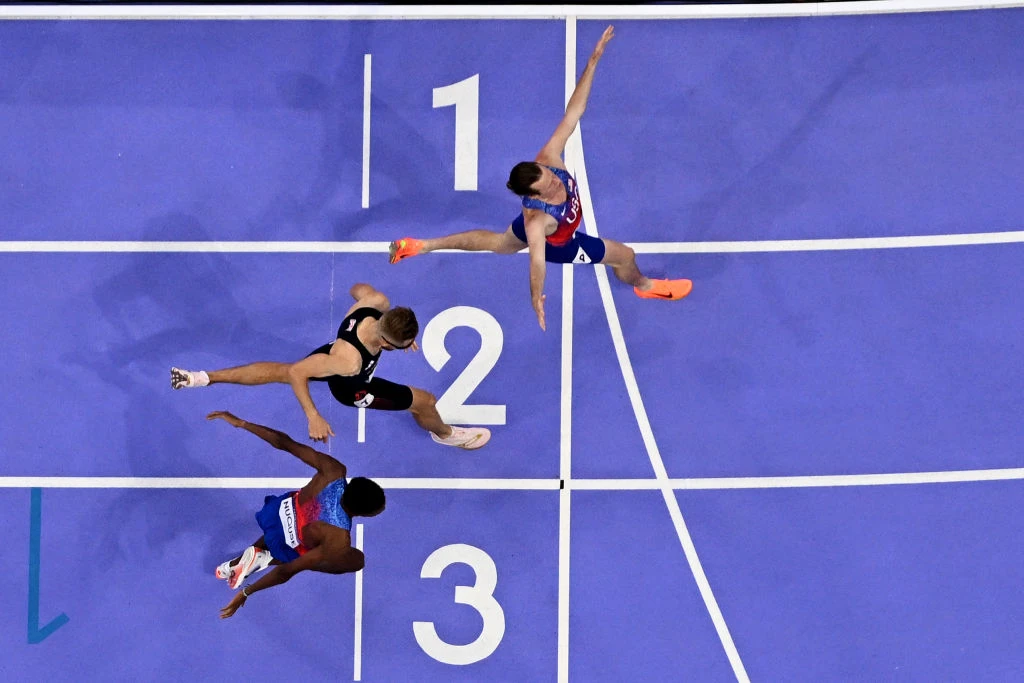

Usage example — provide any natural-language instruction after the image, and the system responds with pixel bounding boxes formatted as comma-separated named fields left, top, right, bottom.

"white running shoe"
left=170, top=367, right=209, bottom=389
left=216, top=546, right=273, bottom=589
left=430, top=426, right=491, bottom=450
left=215, top=559, right=233, bottom=581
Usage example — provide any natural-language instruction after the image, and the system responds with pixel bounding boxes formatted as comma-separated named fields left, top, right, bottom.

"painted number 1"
left=433, top=75, right=479, bottom=191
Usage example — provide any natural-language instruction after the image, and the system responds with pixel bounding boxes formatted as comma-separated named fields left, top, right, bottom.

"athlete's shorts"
left=256, top=491, right=303, bottom=563
left=305, top=345, right=415, bottom=411
left=511, top=214, right=606, bottom=265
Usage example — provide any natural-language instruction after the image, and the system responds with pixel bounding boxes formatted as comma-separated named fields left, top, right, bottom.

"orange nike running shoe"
left=388, top=238, right=424, bottom=264
left=634, top=278, right=693, bottom=300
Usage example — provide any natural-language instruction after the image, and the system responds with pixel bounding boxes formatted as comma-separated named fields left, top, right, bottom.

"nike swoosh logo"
left=647, top=291, right=675, bottom=299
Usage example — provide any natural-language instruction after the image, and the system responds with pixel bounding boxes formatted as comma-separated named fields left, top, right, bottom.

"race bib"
left=278, top=496, right=300, bottom=548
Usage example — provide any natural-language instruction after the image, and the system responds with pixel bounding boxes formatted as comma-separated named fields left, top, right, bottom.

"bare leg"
left=600, top=238, right=653, bottom=290
left=421, top=226, right=526, bottom=255
left=208, top=362, right=292, bottom=386
left=405, top=387, right=491, bottom=449
left=407, top=387, right=452, bottom=438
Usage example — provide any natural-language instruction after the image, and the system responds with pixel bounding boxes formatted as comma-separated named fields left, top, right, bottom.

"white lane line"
left=558, top=260, right=573, bottom=683
left=574, top=128, right=750, bottom=682
left=0, top=477, right=563, bottom=489
left=3, top=2, right=1023, bottom=20
left=557, top=17, right=577, bottom=683
left=559, top=268, right=575, bottom=479
left=2, top=231, right=1020, bottom=253
left=353, top=522, right=365, bottom=681
left=4, top=468, right=1024, bottom=490
left=362, top=53, right=372, bottom=209
left=570, top=468, right=1024, bottom=489
left=630, top=231, right=1024, bottom=253
left=329, top=252, right=336, bottom=461
left=0, top=241, right=391, bottom=253
left=357, top=407, right=366, bottom=443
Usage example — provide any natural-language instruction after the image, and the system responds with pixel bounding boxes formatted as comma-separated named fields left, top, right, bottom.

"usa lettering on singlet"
left=523, top=166, right=584, bottom=247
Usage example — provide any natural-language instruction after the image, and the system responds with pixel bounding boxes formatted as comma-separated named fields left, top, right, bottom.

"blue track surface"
left=1, top=9, right=1022, bottom=681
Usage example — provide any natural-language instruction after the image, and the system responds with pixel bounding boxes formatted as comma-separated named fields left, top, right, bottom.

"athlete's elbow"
left=350, top=283, right=377, bottom=301
left=286, top=364, right=305, bottom=384
left=348, top=549, right=366, bottom=572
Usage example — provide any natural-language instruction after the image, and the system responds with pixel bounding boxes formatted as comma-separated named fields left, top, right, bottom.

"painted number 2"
left=433, top=74, right=479, bottom=191
left=422, top=306, right=505, bottom=425
left=413, top=544, right=506, bottom=666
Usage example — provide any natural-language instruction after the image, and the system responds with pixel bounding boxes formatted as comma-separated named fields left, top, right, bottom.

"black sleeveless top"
left=332, top=307, right=382, bottom=385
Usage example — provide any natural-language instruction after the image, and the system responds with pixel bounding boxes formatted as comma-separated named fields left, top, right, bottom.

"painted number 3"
left=413, top=544, right=506, bottom=665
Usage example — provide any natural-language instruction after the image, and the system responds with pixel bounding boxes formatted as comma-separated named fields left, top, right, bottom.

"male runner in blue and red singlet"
left=387, top=26, right=691, bottom=330
left=204, top=410, right=383, bottom=618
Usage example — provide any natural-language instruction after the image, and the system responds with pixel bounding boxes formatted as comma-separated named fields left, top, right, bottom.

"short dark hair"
left=380, top=307, right=418, bottom=344
left=342, top=477, right=386, bottom=516
left=506, top=161, right=542, bottom=196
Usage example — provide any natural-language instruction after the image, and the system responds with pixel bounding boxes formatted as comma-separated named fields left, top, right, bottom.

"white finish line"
left=3, top=468, right=1023, bottom=490
left=1, top=231, right=1021, bottom=254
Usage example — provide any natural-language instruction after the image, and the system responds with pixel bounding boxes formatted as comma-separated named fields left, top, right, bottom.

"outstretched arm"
left=207, top=411, right=345, bottom=477
left=523, top=212, right=551, bottom=331
left=536, top=25, right=615, bottom=166
left=286, top=353, right=360, bottom=443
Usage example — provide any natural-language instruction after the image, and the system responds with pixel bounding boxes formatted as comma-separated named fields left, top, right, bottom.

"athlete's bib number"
left=413, top=544, right=506, bottom=665
left=278, top=497, right=300, bottom=548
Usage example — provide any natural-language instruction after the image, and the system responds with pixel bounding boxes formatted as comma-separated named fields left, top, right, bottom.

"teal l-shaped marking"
left=28, top=488, right=69, bottom=644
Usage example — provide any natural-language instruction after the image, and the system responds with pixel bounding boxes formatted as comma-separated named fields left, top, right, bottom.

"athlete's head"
left=506, top=161, right=543, bottom=197
left=378, top=307, right=418, bottom=350
left=342, top=477, right=386, bottom=517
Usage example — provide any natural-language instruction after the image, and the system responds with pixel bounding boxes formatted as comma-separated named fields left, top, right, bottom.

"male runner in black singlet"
left=170, top=282, right=489, bottom=449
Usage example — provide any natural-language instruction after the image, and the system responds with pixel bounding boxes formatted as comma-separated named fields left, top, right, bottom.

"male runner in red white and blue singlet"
left=388, top=26, right=691, bottom=330
left=206, top=411, right=383, bottom=619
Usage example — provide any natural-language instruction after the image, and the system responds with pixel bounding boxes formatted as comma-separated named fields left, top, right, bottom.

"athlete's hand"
left=590, top=26, right=614, bottom=64
left=207, top=411, right=244, bottom=428
left=220, top=591, right=246, bottom=619
left=533, top=294, right=547, bottom=331
left=403, top=340, right=420, bottom=353
left=307, top=413, right=335, bottom=443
